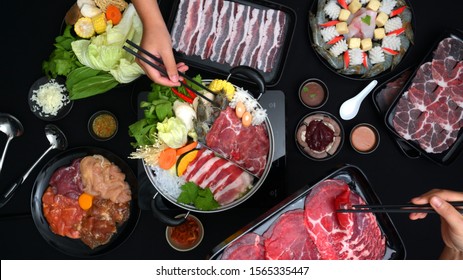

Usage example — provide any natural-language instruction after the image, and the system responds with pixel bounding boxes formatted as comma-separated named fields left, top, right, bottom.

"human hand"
left=409, top=189, right=463, bottom=259
left=137, top=28, right=189, bottom=87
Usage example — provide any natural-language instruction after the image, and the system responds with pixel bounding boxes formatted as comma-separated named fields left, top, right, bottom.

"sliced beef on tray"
left=182, top=148, right=253, bottom=205
left=206, top=107, right=269, bottom=177
left=264, top=209, right=321, bottom=260
left=220, top=233, right=265, bottom=260
left=170, top=0, right=288, bottom=73
left=392, top=37, right=463, bottom=154
left=304, top=179, right=385, bottom=260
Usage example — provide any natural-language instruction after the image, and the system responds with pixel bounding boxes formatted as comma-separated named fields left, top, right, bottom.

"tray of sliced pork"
left=163, top=0, right=296, bottom=87
left=208, top=164, right=405, bottom=260
left=385, top=30, right=463, bottom=165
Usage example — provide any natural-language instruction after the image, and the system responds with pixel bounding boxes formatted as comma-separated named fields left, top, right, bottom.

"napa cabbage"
left=71, top=3, right=144, bottom=84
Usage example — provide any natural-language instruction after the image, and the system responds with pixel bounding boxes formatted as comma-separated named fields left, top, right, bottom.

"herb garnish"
left=361, top=15, right=371, bottom=25
left=177, top=182, right=219, bottom=210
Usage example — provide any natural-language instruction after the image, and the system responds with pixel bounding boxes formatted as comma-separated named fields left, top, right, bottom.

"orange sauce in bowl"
left=350, top=125, right=378, bottom=153
left=92, top=113, right=117, bottom=139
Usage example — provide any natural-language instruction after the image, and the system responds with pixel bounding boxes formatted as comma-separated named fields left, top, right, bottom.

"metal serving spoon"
left=0, top=124, right=67, bottom=208
left=0, top=113, right=24, bottom=175
left=339, top=80, right=378, bottom=120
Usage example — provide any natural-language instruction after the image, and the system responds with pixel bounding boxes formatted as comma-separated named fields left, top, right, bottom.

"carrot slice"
left=159, top=148, right=177, bottom=170
left=176, top=141, right=198, bottom=156
left=105, top=5, right=122, bottom=25
left=78, top=193, right=93, bottom=210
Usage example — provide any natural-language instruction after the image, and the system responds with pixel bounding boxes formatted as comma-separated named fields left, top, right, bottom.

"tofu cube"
left=361, top=38, right=373, bottom=51
left=376, top=12, right=389, bottom=27
left=374, top=28, right=386, bottom=39
left=348, top=0, right=362, bottom=14
left=367, top=0, right=381, bottom=11
left=338, top=9, right=351, bottom=21
left=348, top=38, right=361, bottom=49
left=336, top=22, right=349, bottom=35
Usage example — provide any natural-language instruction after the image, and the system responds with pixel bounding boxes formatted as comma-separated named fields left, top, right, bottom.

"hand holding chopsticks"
left=336, top=201, right=463, bottom=214
left=123, top=40, right=220, bottom=107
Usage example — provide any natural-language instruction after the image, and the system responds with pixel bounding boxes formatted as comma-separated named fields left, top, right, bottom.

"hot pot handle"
left=150, top=192, right=189, bottom=226
left=228, top=66, right=266, bottom=100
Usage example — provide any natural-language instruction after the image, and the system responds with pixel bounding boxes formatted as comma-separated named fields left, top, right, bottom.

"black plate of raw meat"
left=162, top=0, right=296, bottom=87
left=208, top=165, right=405, bottom=260
left=384, top=30, right=463, bottom=165
left=31, top=146, right=140, bottom=258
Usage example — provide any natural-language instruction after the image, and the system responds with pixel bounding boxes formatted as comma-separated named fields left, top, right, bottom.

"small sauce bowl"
left=299, top=78, right=329, bottom=109
left=166, top=214, right=204, bottom=252
left=88, top=110, right=118, bottom=141
left=350, top=123, right=380, bottom=154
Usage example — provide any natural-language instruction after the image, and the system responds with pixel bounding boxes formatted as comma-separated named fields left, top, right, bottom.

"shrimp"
left=314, top=45, right=344, bottom=69
left=391, top=35, right=410, bottom=69
left=309, top=11, right=324, bottom=47
left=362, top=53, right=393, bottom=78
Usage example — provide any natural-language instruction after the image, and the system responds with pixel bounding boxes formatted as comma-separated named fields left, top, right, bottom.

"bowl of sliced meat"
left=133, top=66, right=275, bottom=226
left=384, top=30, right=463, bottom=165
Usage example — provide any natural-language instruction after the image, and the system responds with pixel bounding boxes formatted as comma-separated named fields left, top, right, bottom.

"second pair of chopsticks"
left=123, top=39, right=219, bottom=107
left=336, top=201, right=463, bottom=214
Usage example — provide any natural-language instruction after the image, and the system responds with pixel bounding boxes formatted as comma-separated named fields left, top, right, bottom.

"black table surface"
left=1, top=0, right=462, bottom=260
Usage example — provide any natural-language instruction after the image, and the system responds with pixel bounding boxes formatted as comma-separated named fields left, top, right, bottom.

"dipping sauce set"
left=297, top=78, right=379, bottom=159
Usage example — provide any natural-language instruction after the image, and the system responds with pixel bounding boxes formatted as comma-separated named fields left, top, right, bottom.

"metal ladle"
left=0, top=113, right=24, bottom=175
left=0, top=124, right=67, bottom=208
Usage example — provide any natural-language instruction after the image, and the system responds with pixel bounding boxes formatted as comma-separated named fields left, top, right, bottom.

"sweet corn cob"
left=74, top=17, right=95, bottom=39
left=208, top=79, right=235, bottom=100
left=91, top=13, right=107, bottom=34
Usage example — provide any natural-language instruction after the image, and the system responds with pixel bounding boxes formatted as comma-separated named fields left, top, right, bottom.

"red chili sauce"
left=305, top=120, right=334, bottom=151
left=170, top=217, right=201, bottom=246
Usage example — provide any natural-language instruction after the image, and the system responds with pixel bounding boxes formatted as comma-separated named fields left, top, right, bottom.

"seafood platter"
left=209, top=165, right=405, bottom=260
left=163, top=0, right=296, bottom=86
left=309, top=0, right=414, bottom=79
left=31, top=147, right=140, bottom=257
left=385, top=30, right=463, bottom=165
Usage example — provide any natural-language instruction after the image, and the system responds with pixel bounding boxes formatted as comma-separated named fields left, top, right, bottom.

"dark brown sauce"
left=305, top=120, right=334, bottom=151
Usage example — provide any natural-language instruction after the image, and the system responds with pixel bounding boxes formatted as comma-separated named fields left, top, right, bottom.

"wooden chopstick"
left=124, top=40, right=219, bottom=106
left=336, top=201, right=463, bottom=214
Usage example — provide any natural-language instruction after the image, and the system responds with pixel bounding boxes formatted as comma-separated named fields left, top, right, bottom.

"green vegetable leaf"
left=66, top=66, right=118, bottom=100
left=177, top=182, right=200, bottom=204
left=177, top=182, right=219, bottom=211
left=361, top=15, right=371, bottom=25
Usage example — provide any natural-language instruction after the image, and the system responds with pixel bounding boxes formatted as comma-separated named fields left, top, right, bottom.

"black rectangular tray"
left=161, top=0, right=296, bottom=87
left=208, top=165, right=405, bottom=260
left=384, top=29, right=463, bottom=166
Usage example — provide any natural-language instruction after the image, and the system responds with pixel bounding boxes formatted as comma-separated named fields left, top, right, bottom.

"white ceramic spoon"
left=339, top=80, right=378, bottom=120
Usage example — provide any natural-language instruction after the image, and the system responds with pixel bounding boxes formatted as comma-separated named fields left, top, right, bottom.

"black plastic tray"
left=162, top=0, right=296, bottom=87
left=208, top=165, right=405, bottom=260
left=371, top=65, right=421, bottom=159
left=384, top=29, right=463, bottom=166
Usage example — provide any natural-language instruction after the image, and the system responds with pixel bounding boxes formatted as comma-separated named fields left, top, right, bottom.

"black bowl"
left=28, top=76, right=73, bottom=121
left=31, top=146, right=140, bottom=258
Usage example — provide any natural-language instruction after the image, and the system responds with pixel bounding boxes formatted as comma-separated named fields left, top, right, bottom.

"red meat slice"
left=433, top=37, right=463, bottom=61
left=263, top=209, right=321, bottom=260
left=206, top=107, right=269, bottom=177
left=221, top=233, right=266, bottom=260
left=304, top=179, right=385, bottom=260
left=432, top=59, right=463, bottom=88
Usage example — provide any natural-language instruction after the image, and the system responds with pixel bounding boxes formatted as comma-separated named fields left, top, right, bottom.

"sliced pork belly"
left=194, top=0, right=223, bottom=59
left=182, top=148, right=253, bottom=205
left=175, top=0, right=204, bottom=54
left=224, top=5, right=251, bottom=65
left=209, top=1, right=235, bottom=62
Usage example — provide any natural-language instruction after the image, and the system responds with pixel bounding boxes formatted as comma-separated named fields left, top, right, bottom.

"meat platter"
left=162, top=0, right=296, bottom=86
left=385, top=30, right=463, bottom=165
left=208, top=165, right=405, bottom=260
left=31, top=147, right=140, bottom=257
